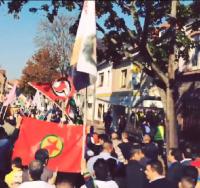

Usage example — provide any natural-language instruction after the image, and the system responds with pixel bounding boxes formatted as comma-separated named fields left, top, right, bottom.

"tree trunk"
left=166, top=87, right=178, bottom=149
left=165, top=0, right=178, bottom=149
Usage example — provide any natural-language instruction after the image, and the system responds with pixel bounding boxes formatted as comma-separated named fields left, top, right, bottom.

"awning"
left=97, top=95, right=162, bottom=108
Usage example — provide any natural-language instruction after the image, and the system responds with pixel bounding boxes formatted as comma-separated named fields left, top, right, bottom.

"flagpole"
left=2, top=106, right=8, bottom=120
left=0, top=105, right=4, bottom=115
left=92, top=84, right=96, bottom=125
left=82, top=87, right=87, bottom=159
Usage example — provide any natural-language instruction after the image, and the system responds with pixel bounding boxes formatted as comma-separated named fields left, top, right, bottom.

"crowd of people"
left=0, top=104, right=200, bottom=188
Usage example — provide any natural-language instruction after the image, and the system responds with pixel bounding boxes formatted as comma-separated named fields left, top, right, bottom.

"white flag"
left=32, top=91, right=42, bottom=111
left=71, top=0, right=97, bottom=81
left=3, top=84, right=17, bottom=106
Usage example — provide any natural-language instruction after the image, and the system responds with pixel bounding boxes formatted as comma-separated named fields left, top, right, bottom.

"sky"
left=0, top=1, right=79, bottom=80
left=0, top=1, right=192, bottom=81
left=0, top=1, right=135, bottom=81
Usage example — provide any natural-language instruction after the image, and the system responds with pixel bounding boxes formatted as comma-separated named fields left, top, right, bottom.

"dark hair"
left=28, top=160, right=44, bottom=181
left=12, top=157, right=22, bottom=169
left=182, top=166, right=198, bottom=185
left=181, top=176, right=196, bottom=187
left=55, top=178, right=74, bottom=187
left=182, top=147, right=193, bottom=159
left=99, top=134, right=109, bottom=143
left=0, top=127, right=7, bottom=138
left=148, top=160, right=163, bottom=175
left=35, top=149, right=49, bottom=165
left=130, top=144, right=142, bottom=157
left=93, top=159, right=110, bottom=181
left=170, top=148, right=183, bottom=161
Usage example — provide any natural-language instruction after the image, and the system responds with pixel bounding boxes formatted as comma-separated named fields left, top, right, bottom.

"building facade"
left=80, top=59, right=162, bottom=129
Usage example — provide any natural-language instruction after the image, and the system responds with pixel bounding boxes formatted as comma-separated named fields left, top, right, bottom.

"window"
left=97, top=104, right=104, bottom=119
left=121, top=69, right=127, bottom=88
left=88, top=103, right=92, bottom=108
left=98, top=73, right=104, bottom=87
left=191, top=45, right=200, bottom=67
left=107, top=70, right=110, bottom=86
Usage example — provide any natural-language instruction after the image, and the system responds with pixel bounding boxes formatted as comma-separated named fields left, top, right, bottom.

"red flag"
left=13, top=117, right=83, bottom=173
left=29, top=78, right=75, bottom=102
left=29, top=82, right=61, bottom=101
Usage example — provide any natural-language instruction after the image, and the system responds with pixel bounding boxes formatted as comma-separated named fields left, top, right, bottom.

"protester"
left=181, top=146, right=193, bottom=166
left=82, top=159, right=119, bottom=188
left=87, top=141, right=119, bottom=175
left=191, top=157, right=200, bottom=187
left=118, top=115, right=126, bottom=135
left=126, top=144, right=147, bottom=188
left=0, top=179, right=8, bottom=188
left=142, top=134, right=159, bottom=161
left=111, top=132, right=126, bottom=164
left=87, top=133, right=102, bottom=157
left=22, top=149, right=53, bottom=183
left=179, top=166, right=198, bottom=188
left=179, top=177, right=197, bottom=188
left=167, top=148, right=184, bottom=187
left=103, top=111, right=113, bottom=135
left=0, top=116, right=22, bottom=180
left=118, top=132, right=132, bottom=161
left=19, top=160, right=54, bottom=188
left=55, top=179, right=75, bottom=188
left=154, top=120, right=165, bottom=156
left=145, top=160, right=176, bottom=188
left=5, top=157, right=23, bottom=188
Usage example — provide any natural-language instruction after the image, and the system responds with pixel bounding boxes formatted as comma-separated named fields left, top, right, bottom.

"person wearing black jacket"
left=126, top=144, right=147, bottom=188
left=145, top=160, right=176, bottom=188
left=142, top=134, right=159, bottom=161
left=0, top=116, right=22, bottom=180
left=167, top=148, right=183, bottom=187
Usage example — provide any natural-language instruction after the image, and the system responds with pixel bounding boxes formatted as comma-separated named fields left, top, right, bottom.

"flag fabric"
left=32, top=91, right=42, bottom=111
left=29, top=78, right=75, bottom=102
left=18, top=94, right=27, bottom=107
left=29, top=82, right=59, bottom=102
left=13, top=117, right=84, bottom=173
left=70, top=0, right=97, bottom=90
left=3, top=84, right=17, bottom=106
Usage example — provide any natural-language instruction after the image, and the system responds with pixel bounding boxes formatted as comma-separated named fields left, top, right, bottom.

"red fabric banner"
left=29, top=82, right=61, bottom=101
left=29, top=78, right=75, bottom=102
left=13, top=117, right=83, bottom=173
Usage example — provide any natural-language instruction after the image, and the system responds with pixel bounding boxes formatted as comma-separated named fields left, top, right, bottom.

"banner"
left=29, top=78, right=75, bottom=102
left=70, top=1, right=97, bottom=90
left=32, top=91, right=42, bottom=111
left=13, top=117, right=83, bottom=173
left=3, top=83, right=17, bottom=106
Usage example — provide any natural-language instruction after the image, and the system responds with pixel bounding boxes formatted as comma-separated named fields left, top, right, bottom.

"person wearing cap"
left=126, top=144, right=147, bottom=188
